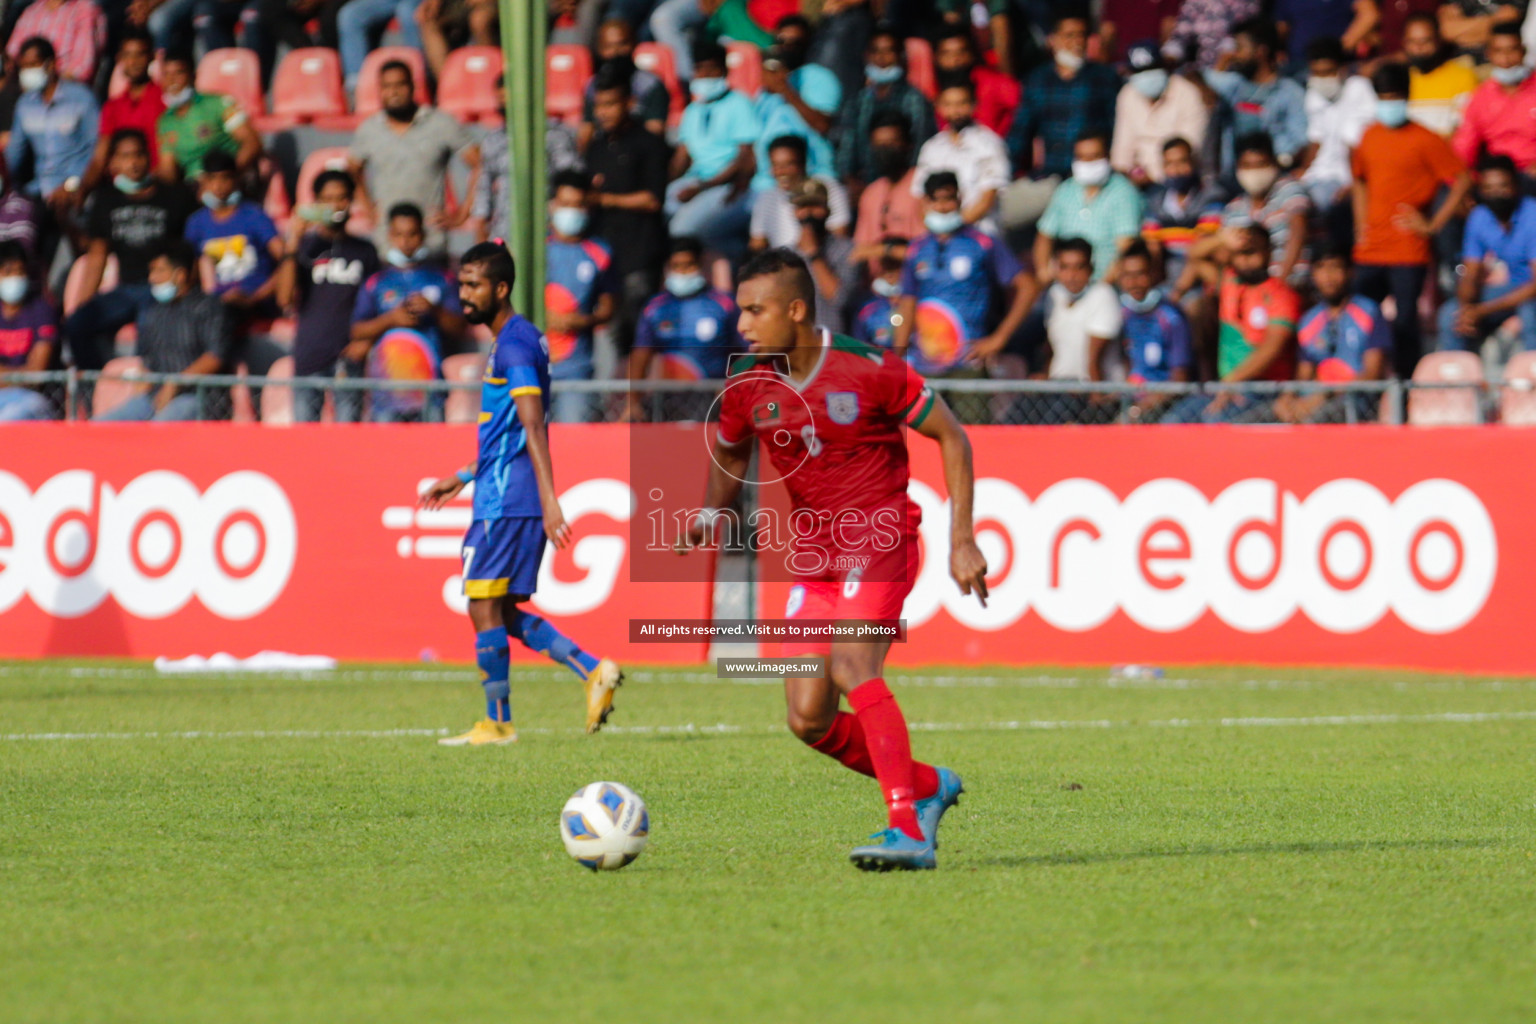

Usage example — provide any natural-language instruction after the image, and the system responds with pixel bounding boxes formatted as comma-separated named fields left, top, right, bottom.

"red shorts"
left=778, top=537, right=919, bottom=658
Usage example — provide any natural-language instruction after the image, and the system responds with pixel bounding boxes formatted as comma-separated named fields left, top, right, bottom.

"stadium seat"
left=725, top=41, right=761, bottom=96
left=545, top=44, right=592, bottom=123
left=905, top=37, right=936, bottom=100
left=294, top=148, right=374, bottom=235
left=1408, top=350, right=1484, bottom=426
left=634, top=42, right=685, bottom=125
left=442, top=352, right=487, bottom=423
left=63, top=254, right=119, bottom=317
left=260, top=356, right=295, bottom=426
left=439, top=46, right=505, bottom=124
left=264, top=48, right=347, bottom=129
left=93, top=357, right=144, bottom=418
left=108, top=56, right=161, bottom=99
left=353, top=46, right=430, bottom=121
left=197, top=48, right=264, bottom=118
left=1499, top=350, right=1536, bottom=425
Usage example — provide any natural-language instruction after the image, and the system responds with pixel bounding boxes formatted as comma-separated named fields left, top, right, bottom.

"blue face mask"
left=865, top=63, right=904, bottom=85
left=202, top=190, right=242, bottom=210
left=0, top=275, right=28, bottom=305
left=1376, top=99, right=1409, bottom=128
left=151, top=281, right=179, bottom=304
left=666, top=272, right=706, bottom=297
left=114, top=174, right=149, bottom=194
left=1130, top=69, right=1169, bottom=100
left=924, top=210, right=964, bottom=235
left=386, top=245, right=428, bottom=269
left=689, top=77, right=728, bottom=102
left=872, top=276, right=900, bottom=298
left=551, top=206, right=588, bottom=237
left=1123, top=287, right=1162, bottom=314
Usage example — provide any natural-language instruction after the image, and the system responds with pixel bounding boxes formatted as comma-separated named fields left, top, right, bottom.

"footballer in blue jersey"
left=420, top=241, right=622, bottom=746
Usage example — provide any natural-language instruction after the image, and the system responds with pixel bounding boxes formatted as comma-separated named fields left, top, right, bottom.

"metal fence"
left=0, top=369, right=1522, bottom=426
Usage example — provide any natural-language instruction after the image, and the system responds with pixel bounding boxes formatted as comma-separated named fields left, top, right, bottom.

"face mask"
left=0, top=276, right=28, bottom=305
left=162, top=86, right=193, bottom=108
left=386, top=246, right=426, bottom=268
left=1164, top=172, right=1198, bottom=193
left=1376, top=98, right=1409, bottom=128
left=666, top=271, right=706, bottom=297
left=1130, top=69, right=1168, bottom=100
left=1055, top=50, right=1084, bottom=72
left=924, top=210, right=964, bottom=235
left=871, top=145, right=908, bottom=180
left=114, top=174, right=149, bottom=194
left=551, top=206, right=588, bottom=237
left=1057, top=282, right=1088, bottom=302
left=18, top=67, right=48, bottom=93
left=202, top=190, right=242, bottom=210
left=689, top=77, right=728, bottom=102
left=872, top=277, right=900, bottom=298
left=1073, top=158, right=1112, bottom=187
left=151, top=281, right=179, bottom=303
left=947, top=116, right=974, bottom=133
left=299, top=203, right=349, bottom=226
left=1123, top=287, right=1162, bottom=314
left=866, top=63, right=904, bottom=85
left=1484, top=194, right=1520, bottom=221
left=1308, top=76, right=1343, bottom=102
left=1236, top=167, right=1278, bottom=197
left=1493, top=64, right=1531, bottom=87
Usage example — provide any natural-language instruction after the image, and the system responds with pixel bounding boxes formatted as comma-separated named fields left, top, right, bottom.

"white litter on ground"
left=152, top=652, right=338, bottom=674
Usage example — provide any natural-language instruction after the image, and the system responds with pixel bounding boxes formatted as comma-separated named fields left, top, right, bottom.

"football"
left=559, top=782, right=649, bottom=871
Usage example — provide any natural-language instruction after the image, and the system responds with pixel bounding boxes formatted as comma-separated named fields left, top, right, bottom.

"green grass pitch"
left=2, top=660, right=1534, bottom=1023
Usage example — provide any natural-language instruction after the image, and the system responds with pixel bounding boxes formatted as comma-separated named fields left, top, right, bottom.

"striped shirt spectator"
left=5, top=0, right=106, bottom=84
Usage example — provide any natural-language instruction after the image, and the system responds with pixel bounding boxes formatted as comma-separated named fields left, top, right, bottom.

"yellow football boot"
left=584, top=659, right=624, bottom=734
left=438, top=719, right=518, bottom=746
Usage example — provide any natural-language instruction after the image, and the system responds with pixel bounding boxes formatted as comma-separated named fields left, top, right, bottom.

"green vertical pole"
left=498, top=0, right=546, bottom=325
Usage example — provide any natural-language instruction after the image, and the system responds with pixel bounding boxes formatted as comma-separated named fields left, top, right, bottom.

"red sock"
left=808, top=712, right=940, bottom=800
left=846, top=679, right=926, bottom=840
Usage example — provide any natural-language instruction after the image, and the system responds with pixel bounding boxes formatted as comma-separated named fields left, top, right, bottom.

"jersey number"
left=461, top=546, right=476, bottom=581
left=801, top=424, right=823, bottom=457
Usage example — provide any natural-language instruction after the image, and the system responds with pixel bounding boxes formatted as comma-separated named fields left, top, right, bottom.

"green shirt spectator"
left=157, top=93, right=243, bottom=178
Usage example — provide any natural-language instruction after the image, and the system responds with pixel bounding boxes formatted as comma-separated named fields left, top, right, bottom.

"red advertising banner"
left=1, top=425, right=1531, bottom=673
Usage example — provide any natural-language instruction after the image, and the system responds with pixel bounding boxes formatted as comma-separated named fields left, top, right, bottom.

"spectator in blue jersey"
left=350, top=203, right=465, bottom=422
left=666, top=40, right=761, bottom=261
left=1437, top=155, right=1536, bottom=359
left=852, top=241, right=907, bottom=350
left=624, top=236, right=739, bottom=421
left=892, top=172, right=1036, bottom=420
left=1279, top=245, right=1391, bottom=424
left=751, top=16, right=842, bottom=194
left=1117, top=241, right=1193, bottom=423
left=545, top=169, right=616, bottom=424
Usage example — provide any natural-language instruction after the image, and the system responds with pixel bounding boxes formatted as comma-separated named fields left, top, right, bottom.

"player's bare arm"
left=680, top=435, right=752, bottom=550
left=912, top=394, right=989, bottom=607
left=514, top=391, right=572, bottom=550
left=419, top=465, right=475, bottom=510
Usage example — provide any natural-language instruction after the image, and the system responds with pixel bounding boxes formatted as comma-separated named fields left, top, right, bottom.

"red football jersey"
left=716, top=330, right=937, bottom=572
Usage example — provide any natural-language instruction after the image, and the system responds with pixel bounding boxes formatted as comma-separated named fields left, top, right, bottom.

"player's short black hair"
left=202, top=149, right=238, bottom=177
left=1075, top=128, right=1110, bottom=151
left=108, top=127, right=149, bottom=157
left=1403, top=10, right=1439, bottom=34
left=935, top=74, right=976, bottom=101
left=312, top=168, right=355, bottom=198
left=868, top=24, right=903, bottom=55
left=591, top=63, right=632, bottom=98
left=934, top=25, right=974, bottom=55
left=1306, top=36, right=1346, bottom=66
left=1235, top=223, right=1273, bottom=253
left=1311, top=242, right=1353, bottom=268
left=550, top=168, right=592, bottom=196
left=1051, top=5, right=1092, bottom=33
left=669, top=236, right=704, bottom=260
left=0, top=240, right=30, bottom=270
left=387, top=202, right=424, bottom=228
left=17, top=35, right=55, bottom=64
left=1491, top=19, right=1525, bottom=44
left=736, top=247, right=816, bottom=310
left=868, top=108, right=911, bottom=141
left=118, top=26, right=153, bottom=51
left=1162, top=135, right=1194, bottom=156
left=461, top=241, right=516, bottom=292
left=1120, top=239, right=1153, bottom=265
left=1233, top=18, right=1278, bottom=55
left=155, top=239, right=200, bottom=276
left=1478, top=153, right=1520, bottom=181
left=379, top=59, right=414, bottom=85
left=923, top=170, right=960, bottom=199
left=767, top=134, right=808, bottom=162
left=1235, top=131, right=1276, bottom=162
left=692, top=39, right=727, bottom=70
left=1371, top=62, right=1410, bottom=97
left=161, top=47, right=195, bottom=69
left=1052, top=236, right=1093, bottom=265
left=775, top=13, right=810, bottom=35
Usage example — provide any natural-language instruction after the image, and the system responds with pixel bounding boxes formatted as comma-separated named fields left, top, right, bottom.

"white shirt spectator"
left=1045, top=281, right=1124, bottom=380
left=1302, top=75, right=1377, bottom=205
left=911, top=124, right=1010, bottom=235
left=1110, top=75, right=1210, bottom=183
left=749, top=175, right=851, bottom=248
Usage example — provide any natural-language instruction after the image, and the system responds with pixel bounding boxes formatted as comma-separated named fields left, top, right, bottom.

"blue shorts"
left=462, top=516, right=545, bottom=599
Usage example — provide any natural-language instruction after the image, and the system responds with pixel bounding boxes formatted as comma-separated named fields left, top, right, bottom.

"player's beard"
left=464, top=302, right=491, bottom=325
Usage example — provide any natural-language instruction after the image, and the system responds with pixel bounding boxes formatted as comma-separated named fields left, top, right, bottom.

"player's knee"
left=785, top=705, right=832, bottom=744
left=827, top=650, right=877, bottom=693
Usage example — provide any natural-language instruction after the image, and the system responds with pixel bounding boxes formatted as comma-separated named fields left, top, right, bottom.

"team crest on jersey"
left=826, top=391, right=859, bottom=425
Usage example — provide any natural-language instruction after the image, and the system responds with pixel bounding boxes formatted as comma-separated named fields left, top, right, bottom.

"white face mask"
left=872, top=277, right=900, bottom=298
left=1055, top=49, right=1084, bottom=72
left=18, top=67, right=48, bottom=93
left=1308, top=76, right=1343, bottom=102
left=1072, top=158, right=1111, bottom=188
left=0, top=275, right=28, bottom=305
left=162, top=86, right=193, bottom=108
left=1236, top=167, right=1279, bottom=197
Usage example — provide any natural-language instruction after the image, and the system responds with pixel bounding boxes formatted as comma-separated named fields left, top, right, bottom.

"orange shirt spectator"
left=1352, top=120, right=1466, bottom=266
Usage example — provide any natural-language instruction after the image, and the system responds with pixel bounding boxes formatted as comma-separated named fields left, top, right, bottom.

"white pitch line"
left=5, top=710, right=1536, bottom=743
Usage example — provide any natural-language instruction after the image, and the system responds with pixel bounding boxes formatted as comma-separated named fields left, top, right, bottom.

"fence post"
left=65, top=367, right=78, bottom=421
left=1387, top=380, right=1405, bottom=425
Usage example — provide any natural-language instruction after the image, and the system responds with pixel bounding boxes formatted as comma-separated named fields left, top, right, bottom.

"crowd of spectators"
left=2, top=0, right=1536, bottom=423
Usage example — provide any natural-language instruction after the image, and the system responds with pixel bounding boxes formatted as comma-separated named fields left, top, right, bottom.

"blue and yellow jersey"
left=473, top=313, right=551, bottom=519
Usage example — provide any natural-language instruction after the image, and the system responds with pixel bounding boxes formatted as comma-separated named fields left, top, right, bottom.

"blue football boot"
left=849, top=827, right=936, bottom=871
left=915, top=767, right=964, bottom=848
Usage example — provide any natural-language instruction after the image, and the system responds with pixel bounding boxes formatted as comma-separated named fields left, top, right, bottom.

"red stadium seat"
left=905, top=37, right=936, bottom=100
left=633, top=42, right=685, bottom=124
left=442, top=353, right=487, bottom=424
left=1499, top=350, right=1536, bottom=425
left=294, top=147, right=374, bottom=236
left=1408, top=351, right=1484, bottom=426
left=197, top=48, right=264, bottom=117
left=438, top=46, right=504, bottom=124
left=545, top=44, right=592, bottom=123
left=725, top=41, right=761, bottom=96
left=354, top=46, right=430, bottom=121
left=93, top=357, right=145, bottom=418
left=108, top=56, right=161, bottom=99
left=260, top=356, right=296, bottom=426
left=264, top=48, right=347, bottom=129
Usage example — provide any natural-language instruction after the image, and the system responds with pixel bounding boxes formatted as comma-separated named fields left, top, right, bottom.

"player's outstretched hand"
left=543, top=502, right=573, bottom=550
left=419, top=476, right=465, bottom=510
left=951, top=538, right=989, bottom=608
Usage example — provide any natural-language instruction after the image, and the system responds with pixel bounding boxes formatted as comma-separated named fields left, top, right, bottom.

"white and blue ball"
left=559, top=781, right=649, bottom=871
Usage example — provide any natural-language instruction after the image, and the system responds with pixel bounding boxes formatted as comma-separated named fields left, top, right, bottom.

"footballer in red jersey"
left=680, top=249, right=988, bottom=871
